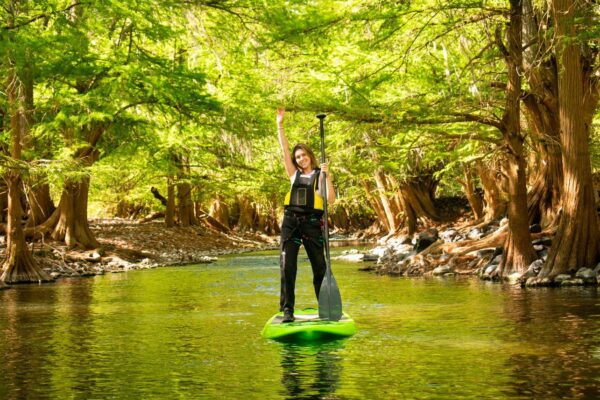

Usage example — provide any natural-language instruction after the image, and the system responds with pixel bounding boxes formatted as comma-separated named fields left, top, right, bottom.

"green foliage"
left=2, top=0, right=599, bottom=220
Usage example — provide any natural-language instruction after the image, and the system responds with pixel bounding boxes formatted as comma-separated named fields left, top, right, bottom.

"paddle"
left=316, top=113, right=343, bottom=321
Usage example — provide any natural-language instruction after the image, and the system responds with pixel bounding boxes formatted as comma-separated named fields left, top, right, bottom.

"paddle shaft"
left=317, top=114, right=332, bottom=311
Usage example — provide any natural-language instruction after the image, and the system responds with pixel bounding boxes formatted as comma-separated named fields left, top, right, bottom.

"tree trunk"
left=522, top=51, right=562, bottom=228
left=331, top=205, right=351, bottom=232
left=361, top=179, right=390, bottom=232
left=25, top=182, right=55, bottom=226
left=2, top=173, right=50, bottom=283
left=165, top=177, right=175, bottom=227
left=173, top=153, right=197, bottom=227
left=497, top=0, right=537, bottom=277
left=459, top=166, right=483, bottom=220
left=2, top=63, right=49, bottom=283
left=476, top=160, right=507, bottom=221
left=51, top=177, right=100, bottom=249
left=393, top=173, right=441, bottom=235
left=209, top=195, right=230, bottom=229
left=176, top=180, right=196, bottom=227
left=397, top=187, right=417, bottom=235
left=236, top=196, right=255, bottom=231
left=374, top=170, right=398, bottom=233
left=539, top=0, right=599, bottom=278
left=397, top=177, right=440, bottom=221
left=0, top=182, right=8, bottom=223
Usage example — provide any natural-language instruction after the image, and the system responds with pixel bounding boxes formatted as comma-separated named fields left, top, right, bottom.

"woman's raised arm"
left=277, top=108, right=297, bottom=178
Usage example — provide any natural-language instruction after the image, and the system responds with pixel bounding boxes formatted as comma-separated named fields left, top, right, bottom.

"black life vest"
left=284, top=169, right=324, bottom=214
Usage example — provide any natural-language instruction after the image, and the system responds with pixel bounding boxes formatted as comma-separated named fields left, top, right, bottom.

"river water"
left=1, top=249, right=599, bottom=399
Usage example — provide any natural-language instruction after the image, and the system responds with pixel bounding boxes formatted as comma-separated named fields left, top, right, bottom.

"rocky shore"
left=1, top=219, right=277, bottom=283
left=336, top=220, right=600, bottom=287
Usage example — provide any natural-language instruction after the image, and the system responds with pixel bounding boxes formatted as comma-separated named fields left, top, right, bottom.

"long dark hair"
left=291, top=143, right=319, bottom=172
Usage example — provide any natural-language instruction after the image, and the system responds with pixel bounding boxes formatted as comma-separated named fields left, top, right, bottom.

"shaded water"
left=1, top=249, right=599, bottom=399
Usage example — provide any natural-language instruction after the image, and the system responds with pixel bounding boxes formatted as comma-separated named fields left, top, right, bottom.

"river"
left=1, top=248, right=599, bottom=399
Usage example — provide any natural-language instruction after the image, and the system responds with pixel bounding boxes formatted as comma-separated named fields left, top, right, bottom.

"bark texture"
left=539, top=0, right=599, bottom=278
left=476, top=160, right=507, bottom=222
left=496, top=0, right=537, bottom=277
left=2, top=62, right=49, bottom=283
left=51, top=177, right=100, bottom=249
left=458, top=166, right=483, bottom=220
left=209, top=195, right=230, bottom=229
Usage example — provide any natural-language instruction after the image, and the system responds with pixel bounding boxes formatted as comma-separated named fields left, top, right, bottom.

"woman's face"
left=294, top=149, right=312, bottom=171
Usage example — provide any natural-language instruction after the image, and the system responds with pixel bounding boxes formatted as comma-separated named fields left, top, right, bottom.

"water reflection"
left=1, top=257, right=599, bottom=399
left=500, top=286, right=600, bottom=398
left=279, top=340, right=345, bottom=399
left=0, top=279, right=95, bottom=399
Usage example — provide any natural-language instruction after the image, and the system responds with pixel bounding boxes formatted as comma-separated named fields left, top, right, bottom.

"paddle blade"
left=318, top=273, right=343, bottom=321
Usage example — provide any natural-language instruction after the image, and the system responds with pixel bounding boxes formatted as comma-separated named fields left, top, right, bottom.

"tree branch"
left=2, top=3, right=86, bottom=30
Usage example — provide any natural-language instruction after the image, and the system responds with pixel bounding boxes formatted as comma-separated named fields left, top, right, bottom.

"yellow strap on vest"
left=283, top=172, right=324, bottom=210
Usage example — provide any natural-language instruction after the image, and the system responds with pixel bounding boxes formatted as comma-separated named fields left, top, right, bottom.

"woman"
left=276, top=108, right=335, bottom=323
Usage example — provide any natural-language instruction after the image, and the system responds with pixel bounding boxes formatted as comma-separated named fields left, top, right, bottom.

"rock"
left=524, top=259, right=544, bottom=278
left=358, top=265, right=377, bottom=272
left=561, top=278, right=584, bottom=286
left=490, top=254, right=503, bottom=266
left=86, top=252, right=102, bottom=262
left=370, top=247, right=388, bottom=258
left=525, top=277, right=537, bottom=287
left=575, top=268, right=597, bottom=283
left=453, top=234, right=467, bottom=242
left=484, top=264, right=498, bottom=276
left=197, top=256, right=217, bottom=263
left=467, top=228, right=482, bottom=240
left=363, top=254, right=379, bottom=262
left=439, top=253, right=452, bottom=262
left=393, top=244, right=415, bottom=254
left=529, top=224, right=542, bottom=233
left=342, top=249, right=360, bottom=255
left=440, top=229, right=458, bottom=243
left=433, top=265, right=452, bottom=275
left=476, top=248, right=496, bottom=258
left=554, top=274, right=572, bottom=283
left=532, top=237, right=552, bottom=247
left=414, top=229, right=439, bottom=253
left=533, top=244, right=544, bottom=251
left=507, top=272, right=522, bottom=284
left=399, top=235, right=413, bottom=245
left=334, top=253, right=366, bottom=262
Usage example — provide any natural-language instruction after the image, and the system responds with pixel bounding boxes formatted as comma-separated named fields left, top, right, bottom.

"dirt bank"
left=1, top=219, right=278, bottom=282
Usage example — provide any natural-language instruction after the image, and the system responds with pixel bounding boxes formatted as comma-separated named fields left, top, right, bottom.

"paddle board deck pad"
left=261, top=308, right=356, bottom=341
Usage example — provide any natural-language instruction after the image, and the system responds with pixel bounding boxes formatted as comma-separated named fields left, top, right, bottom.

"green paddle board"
left=261, top=308, right=356, bottom=341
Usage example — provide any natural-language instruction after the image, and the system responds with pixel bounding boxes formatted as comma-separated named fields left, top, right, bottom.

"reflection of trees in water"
left=0, top=279, right=95, bottom=399
left=500, top=286, right=600, bottom=398
left=279, top=340, right=346, bottom=400
left=0, top=285, right=58, bottom=399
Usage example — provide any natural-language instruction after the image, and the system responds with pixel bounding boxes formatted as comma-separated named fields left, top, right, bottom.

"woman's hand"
left=320, top=162, right=335, bottom=204
left=276, top=108, right=285, bottom=127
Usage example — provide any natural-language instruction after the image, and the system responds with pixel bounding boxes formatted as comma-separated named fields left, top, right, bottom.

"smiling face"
left=294, top=148, right=312, bottom=172
left=292, top=143, right=319, bottom=174
left=291, top=144, right=317, bottom=173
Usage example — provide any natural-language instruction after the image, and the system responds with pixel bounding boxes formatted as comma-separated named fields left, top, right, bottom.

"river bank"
left=0, top=219, right=277, bottom=284
left=338, top=218, right=600, bottom=287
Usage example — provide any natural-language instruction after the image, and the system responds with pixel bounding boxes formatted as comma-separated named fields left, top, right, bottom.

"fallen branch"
left=137, top=211, right=164, bottom=223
